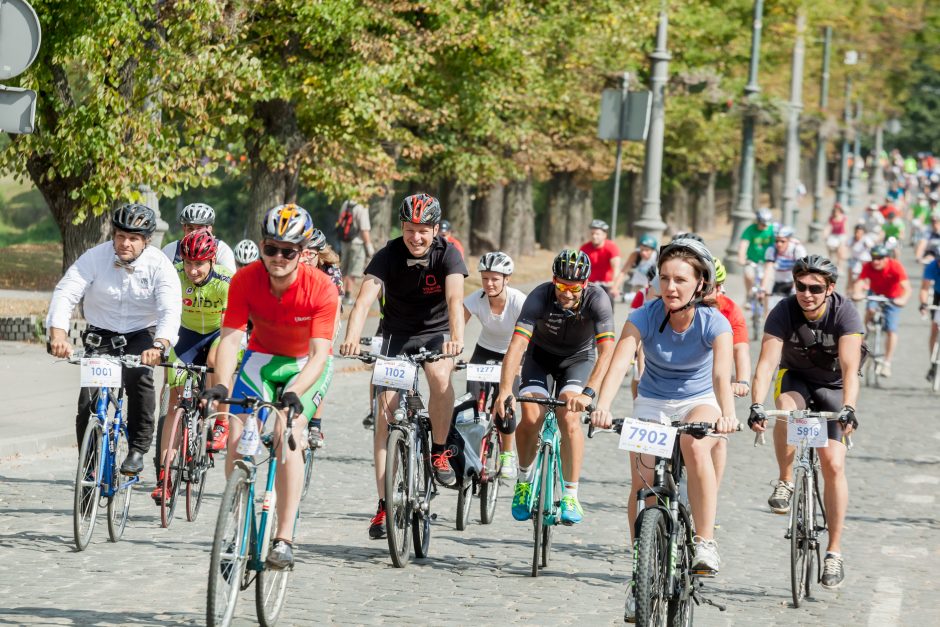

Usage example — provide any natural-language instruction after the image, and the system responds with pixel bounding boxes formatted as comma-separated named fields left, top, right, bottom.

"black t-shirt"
left=763, top=291, right=864, bottom=386
left=366, top=235, right=468, bottom=335
left=514, top=282, right=615, bottom=356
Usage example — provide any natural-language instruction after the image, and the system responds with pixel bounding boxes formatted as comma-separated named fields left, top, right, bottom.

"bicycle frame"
left=529, top=410, right=563, bottom=524
left=92, top=386, right=140, bottom=497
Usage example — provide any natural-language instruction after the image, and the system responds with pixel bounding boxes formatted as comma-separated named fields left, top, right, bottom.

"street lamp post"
left=610, top=71, right=630, bottom=238
left=782, top=9, right=806, bottom=228
left=870, top=121, right=887, bottom=200
left=724, top=0, right=764, bottom=273
left=835, top=50, right=857, bottom=207
left=808, top=26, right=832, bottom=243
left=849, top=99, right=864, bottom=208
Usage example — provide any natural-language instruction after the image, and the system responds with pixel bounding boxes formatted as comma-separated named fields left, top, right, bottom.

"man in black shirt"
left=340, top=193, right=468, bottom=540
left=749, top=255, right=862, bottom=590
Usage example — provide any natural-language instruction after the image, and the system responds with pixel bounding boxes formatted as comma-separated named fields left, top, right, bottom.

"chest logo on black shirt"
left=423, top=273, right=442, bottom=296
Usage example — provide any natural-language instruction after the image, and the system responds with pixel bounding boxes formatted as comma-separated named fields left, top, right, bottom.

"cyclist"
left=861, top=203, right=885, bottom=236
left=463, top=251, right=526, bottom=480
left=201, top=203, right=338, bottom=570
left=737, top=208, right=775, bottom=300
left=151, top=230, right=232, bottom=504
left=338, top=193, right=468, bottom=540
left=440, top=220, right=466, bottom=259
left=493, top=249, right=616, bottom=525
left=46, top=204, right=182, bottom=475
left=851, top=244, right=911, bottom=377
left=619, top=234, right=658, bottom=306
left=336, top=199, right=375, bottom=305
left=881, top=208, right=906, bottom=253
left=823, top=203, right=848, bottom=261
left=914, top=213, right=940, bottom=263
left=761, top=225, right=807, bottom=311
left=749, top=255, right=862, bottom=590
left=846, top=223, right=875, bottom=291
left=580, top=219, right=622, bottom=306
left=233, top=239, right=259, bottom=270
left=162, top=203, right=236, bottom=273
left=919, top=244, right=940, bottom=380
left=590, top=238, right=737, bottom=619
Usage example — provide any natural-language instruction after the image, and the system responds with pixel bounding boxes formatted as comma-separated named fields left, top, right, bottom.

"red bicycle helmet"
left=180, top=229, right=217, bottom=261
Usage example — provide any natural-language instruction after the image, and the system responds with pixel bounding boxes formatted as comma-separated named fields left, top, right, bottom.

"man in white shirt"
left=47, top=204, right=182, bottom=475
left=162, top=202, right=236, bottom=272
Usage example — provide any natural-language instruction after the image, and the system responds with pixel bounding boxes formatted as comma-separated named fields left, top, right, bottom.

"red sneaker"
left=209, top=421, right=228, bottom=452
left=151, top=471, right=168, bottom=505
left=368, top=500, right=386, bottom=539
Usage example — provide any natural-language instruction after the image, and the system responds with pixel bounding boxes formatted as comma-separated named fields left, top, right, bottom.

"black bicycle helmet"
left=792, top=254, right=839, bottom=284
left=870, top=244, right=889, bottom=259
left=552, top=249, right=591, bottom=282
left=439, top=219, right=452, bottom=233
left=399, top=193, right=442, bottom=225
left=112, top=203, right=157, bottom=235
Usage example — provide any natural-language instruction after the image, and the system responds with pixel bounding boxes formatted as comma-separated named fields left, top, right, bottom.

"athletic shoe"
left=880, top=361, right=892, bottom=377
left=511, top=482, right=532, bottom=521
left=820, top=554, right=845, bottom=589
left=691, top=536, right=720, bottom=575
left=559, top=495, right=584, bottom=525
left=265, top=539, right=294, bottom=570
left=431, top=449, right=457, bottom=487
left=362, top=412, right=375, bottom=429
left=768, top=479, right=794, bottom=514
left=209, top=421, right=228, bottom=452
left=498, top=452, right=517, bottom=481
left=369, top=500, right=386, bottom=539
left=150, top=470, right=167, bottom=505
left=927, top=364, right=937, bottom=382
left=624, top=581, right=637, bottom=623
left=307, top=426, right=324, bottom=450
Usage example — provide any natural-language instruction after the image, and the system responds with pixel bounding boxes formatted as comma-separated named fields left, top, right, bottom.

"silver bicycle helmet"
left=233, top=239, right=260, bottom=265
left=261, top=204, right=314, bottom=246
left=478, top=251, right=514, bottom=275
left=179, top=202, right=216, bottom=226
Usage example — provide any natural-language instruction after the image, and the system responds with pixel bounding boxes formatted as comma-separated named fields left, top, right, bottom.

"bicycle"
left=922, top=305, right=940, bottom=392
left=63, top=334, right=146, bottom=551
left=746, top=262, right=766, bottom=339
left=206, top=396, right=301, bottom=627
left=156, top=361, right=215, bottom=527
left=863, top=294, right=891, bottom=387
left=755, top=409, right=842, bottom=608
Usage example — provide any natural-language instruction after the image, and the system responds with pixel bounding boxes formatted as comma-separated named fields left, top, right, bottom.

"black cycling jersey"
left=513, top=282, right=615, bottom=357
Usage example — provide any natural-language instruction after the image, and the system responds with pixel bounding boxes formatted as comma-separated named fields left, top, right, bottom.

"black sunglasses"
left=262, top=244, right=300, bottom=260
left=794, top=280, right=827, bottom=295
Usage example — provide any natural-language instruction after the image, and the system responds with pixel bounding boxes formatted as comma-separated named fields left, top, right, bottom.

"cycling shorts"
left=168, top=327, right=220, bottom=386
left=633, top=392, right=720, bottom=426
left=866, top=299, right=901, bottom=333
left=467, top=344, right=519, bottom=399
left=774, top=369, right=846, bottom=443
left=232, top=350, right=333, bottom=420
left=519, top=343, right=593, bottom=397
left=381, top=332, right=445, bottom=359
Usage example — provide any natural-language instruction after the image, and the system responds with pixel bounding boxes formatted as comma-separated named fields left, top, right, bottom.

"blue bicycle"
left=66, top=335, right=146, bottom=551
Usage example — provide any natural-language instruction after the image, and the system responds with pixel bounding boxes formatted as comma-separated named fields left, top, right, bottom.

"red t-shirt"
left=716, top=293, right=748, bottom=345
left=859, top=258, right=907, bottom=299
left=445, top=235, right=465, bottom=260
left=224, top=261, right=339, bottom=357
left=580, top=239, right=621, bottom=283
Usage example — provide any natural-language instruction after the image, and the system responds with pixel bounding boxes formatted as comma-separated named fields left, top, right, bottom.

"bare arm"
left=920, top=278, right=934, bottom=307
left=360, top=229, right=375, bottom=256
left=339, top=275, right=383, bottom=355
left=738, top=239, right=749, bottom=266
left=711, top=332, right=737, bottom=430
left=463, top=304, right=472, bottom=325
left=750, top=333, right=784, bottom=431
left=838, top=334, right=861, bottom=423
left=590, top=321, right=642, bottom=427
left=494, top=334, right=528, bottom=417
left=213, top=327, right=246, bottom=396
left=732, top=342, right=752, bottom=397
left=895, top=279, right=912, bottom=306
left=443, top=273, right=465, bottom=356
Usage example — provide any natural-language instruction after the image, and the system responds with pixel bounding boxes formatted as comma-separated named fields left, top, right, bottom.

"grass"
left=0, top=243, right=62, bottom=292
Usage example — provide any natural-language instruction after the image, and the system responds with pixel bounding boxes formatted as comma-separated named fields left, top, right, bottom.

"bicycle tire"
left=478, top=427, right=501, bottom=524
left=412, top=428, right=432, bottom=559
left=106, top=423, right=133, bottom=542
left=207, top=465, right=251, bottom=627
left=456, top=480, right=473, bottom=531
left=931, top=342, right=940, bottom=393
left=667, top=508, right=695, bottom=626
left=187, top=412, right=209, bottom=522
left=256, top=504, right=291, bottom=627
left=161, top=408, right=186, bottom=528
left=300, top=445, right=316, bottom=500
left=74, top=419, right=103, bottom=551
left=531, top=443, right=551, bottom=577
left=542, top=450, right=560, bottom=569
left=634, top=508, right=669, bottom=625
left=384, top=428, right=411, bottom=567
left=790, top=467, right=810, bottom=607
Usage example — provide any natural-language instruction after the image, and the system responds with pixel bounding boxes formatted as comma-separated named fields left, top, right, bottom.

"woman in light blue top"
left=591, top=238, right=739, bottom=587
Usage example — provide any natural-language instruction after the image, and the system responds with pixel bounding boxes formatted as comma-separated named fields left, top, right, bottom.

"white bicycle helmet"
left=233, top=239, right=260, bottom=265
left=478, top=251, right=514, bottom=275
left=179, top=202, right=216, bottom=226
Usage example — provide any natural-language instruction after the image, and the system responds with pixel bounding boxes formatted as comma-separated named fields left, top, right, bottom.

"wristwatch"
left=152, top=340, right=169, bottom=358
left=736, top=380, right=751, bottom=387
left=581, top=387, right=596, bottom=399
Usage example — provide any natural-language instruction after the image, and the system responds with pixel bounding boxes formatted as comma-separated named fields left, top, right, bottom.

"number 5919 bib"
left=786, top=416, right=828, bottom=448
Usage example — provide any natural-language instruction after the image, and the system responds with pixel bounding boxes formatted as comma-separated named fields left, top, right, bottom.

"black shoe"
left=120, top=450, right=144, bottom=475
left=362, top=412, right=375, bottom=429
left=369, top=500, right=386, bottom=539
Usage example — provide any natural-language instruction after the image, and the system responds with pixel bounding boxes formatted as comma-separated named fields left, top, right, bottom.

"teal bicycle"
left=206, top=396, right=301, bottom=627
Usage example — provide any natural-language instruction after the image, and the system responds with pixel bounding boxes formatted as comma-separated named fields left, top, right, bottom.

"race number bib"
left=618, top=418, right=678, bottom=458
left=372, top=359, right=417, bottom=390
left=466, top=363, right=501, bottom=383
left=786, top=415, right=829, bottom=448
left=80, top=357, right=122, bottom=388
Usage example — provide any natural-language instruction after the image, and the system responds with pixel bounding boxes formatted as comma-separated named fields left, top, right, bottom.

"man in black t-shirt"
left=340, top=193, right=468, bottom=540
left=749, top=255, right=862, bottom=590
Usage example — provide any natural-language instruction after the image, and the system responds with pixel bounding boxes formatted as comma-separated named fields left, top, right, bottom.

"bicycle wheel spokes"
left=634, top=508, right=668, bottom=625
left=412, top=432, right=432, bottom=559
left=187, top=413, right=210, bottom=522
left=74, top=420, right=103, bottom=551
left=256, top=506, right=290, bottom=627
left=384, top=429, right=411, bottom=567
left=479, top=428, right=500, bottom=525
left=667, top=510, right=695, bottom=626
left=790, top=468, right=810, bottom=607
left=162, top=410, right=186, bottom=528
left=207, top=466, right=251, bottom=627
left=300, top=445, right=316, bottom=501
left=531, top=444, right=552, bottom=577
left=107, top=425, right=133, bottom=542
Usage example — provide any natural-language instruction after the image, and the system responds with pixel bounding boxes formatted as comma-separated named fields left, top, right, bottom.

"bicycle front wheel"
left=790, top=468, right=811, bottom=608
left=187, top=413, right=210, bottom=522
left=256, top=506, right=290, bottom=627
left=161, top=409, right=186, bottom=528
left=207, top=466, right=251, bottom=627
left=478, top=427, right=501, bottom=525
left=384, top=428, right=412, bottom=567
left=667, top=508, right=695, bottom=626
left=456, top=480, right=473, bottom=531
left=74, top=419, right=103, bottom=551
left=531, top=443, right=551, bottom=577
left=107, top=424, right=133, bottom=542
left=634, top=508, right=668, bottom=625
left=300, top=445, right=316, bottom=500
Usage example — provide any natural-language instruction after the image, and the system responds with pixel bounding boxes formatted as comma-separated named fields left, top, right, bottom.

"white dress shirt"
left=46, top=241, right=183, bottom=344
left=162, top=238, right=236, bottom=273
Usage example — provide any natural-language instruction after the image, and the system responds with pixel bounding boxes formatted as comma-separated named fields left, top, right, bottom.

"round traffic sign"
left=0, top=0, right=42, bottom=80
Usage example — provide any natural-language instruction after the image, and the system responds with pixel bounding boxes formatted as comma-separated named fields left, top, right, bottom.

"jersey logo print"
left=422, top=273, right=442, bottom=296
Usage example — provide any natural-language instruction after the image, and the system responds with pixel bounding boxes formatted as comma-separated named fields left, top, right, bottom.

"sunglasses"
left=871, top=255, right=886, bottom=261
left=794, top=280, right=827, bottom=295
left=554, top=281, right=586, bottom=294
left=262, top=244, right=301, bottom=260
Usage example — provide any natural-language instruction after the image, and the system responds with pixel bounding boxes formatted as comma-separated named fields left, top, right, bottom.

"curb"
left=0, top=428, right=75, bottom=461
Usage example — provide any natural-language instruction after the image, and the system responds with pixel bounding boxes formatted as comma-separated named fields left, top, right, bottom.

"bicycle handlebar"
left=582, top=416, right=742, bottom=439
left=158, top=361, right=214, bottom=374
left=65, top=352, right=149, bottom=370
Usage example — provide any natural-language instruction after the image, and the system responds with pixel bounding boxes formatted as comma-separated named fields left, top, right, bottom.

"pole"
left=849, top=99, right=864, bottom=208
left=808, top=26, right=831, bottom=243
left=635, top=5, right=669, bottom=242
left=782, top=9, right=806, bottom=228
left=610, top=71, right=630, bottom=238
left=871, top=121, right=887, bottom=199
left=836, top=76, right=852, bottom=207
left=724, top=0, right=764, bottom=273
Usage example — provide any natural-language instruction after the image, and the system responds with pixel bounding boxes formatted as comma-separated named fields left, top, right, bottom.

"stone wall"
left=0, top=316, right=85, bottom=345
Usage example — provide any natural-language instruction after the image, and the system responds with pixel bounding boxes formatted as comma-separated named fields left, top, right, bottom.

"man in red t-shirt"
left=580, top=219, right=622, bottom=305
left=202, top=204, right=338, bottom=571
left=851, top=244, right=911, bottom=376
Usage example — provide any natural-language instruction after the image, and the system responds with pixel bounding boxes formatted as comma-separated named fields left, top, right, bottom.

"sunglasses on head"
left=794, top=280, right=827, bottom=295
left=554, top=281, right=585, bottom=294
left=262, top=244, right=301, bottom=260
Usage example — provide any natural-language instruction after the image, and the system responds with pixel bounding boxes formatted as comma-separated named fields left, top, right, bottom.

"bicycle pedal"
left=690, top=568, right=717, bottom=578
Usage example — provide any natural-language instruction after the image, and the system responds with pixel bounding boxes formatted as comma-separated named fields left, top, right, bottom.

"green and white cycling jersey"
left=232, top=351, right=334, bottom=419
left=176, top=262, right=232, bottom=334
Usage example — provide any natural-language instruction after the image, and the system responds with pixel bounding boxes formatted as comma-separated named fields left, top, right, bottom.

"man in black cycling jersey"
left=749, top=254, right=862, bottom=590
left=494, top=249, right=615, bottom=525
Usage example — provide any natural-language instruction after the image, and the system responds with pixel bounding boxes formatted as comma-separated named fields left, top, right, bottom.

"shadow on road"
left=0, top=530, right=72, bottom=551
left=0, top=607, right=197, bottom=626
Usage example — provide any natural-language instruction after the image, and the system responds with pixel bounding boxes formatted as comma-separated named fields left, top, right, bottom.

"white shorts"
left=632, top=393, right=721, bottom=426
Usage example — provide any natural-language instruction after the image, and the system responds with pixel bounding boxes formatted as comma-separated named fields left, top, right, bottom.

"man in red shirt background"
left=851, top=244, right=911, bottom=377
left=580, top=219, right=622, bottom=305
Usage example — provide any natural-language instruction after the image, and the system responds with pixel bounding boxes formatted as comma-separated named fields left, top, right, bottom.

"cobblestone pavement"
left=3, top=276, right=940, bottom=625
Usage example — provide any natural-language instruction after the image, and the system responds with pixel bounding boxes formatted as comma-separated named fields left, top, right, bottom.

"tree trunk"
left=471, top=182, right=504, bottom=254
left=368, top=186, right=395, bottom=249
left=541, top=173, right=568, bottom=251
left=518, top=178, right=536, bottom=255
left=501, top=179, right=531, bottom=259
left=628, top=170, right=644, bottom=237
left=768, top=161, right=784, bottom=211
left=442, top=179, right=472, bottom=246
left=692, top=171, right=717, bottom=233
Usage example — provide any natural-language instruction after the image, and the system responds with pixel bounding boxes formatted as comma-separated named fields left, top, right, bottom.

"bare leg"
left=817, top=442, right=848, bottom=553
left=557, top=392, right=584, bottom=483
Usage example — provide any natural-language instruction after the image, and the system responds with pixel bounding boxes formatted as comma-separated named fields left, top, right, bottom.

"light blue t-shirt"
left=629, top=298, right=732, bottom=400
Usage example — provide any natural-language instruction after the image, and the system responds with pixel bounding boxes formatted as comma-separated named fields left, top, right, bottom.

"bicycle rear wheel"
left=667, top=508, right=695, bottom=626
left=107, top=424, right=133, bottom=542
left=790, top=468, right=811, bottom=607
left=384, top=428, right=412, bottom=567
left=256, top=506, right=291, bottom=627
left=161, top=409, right=186, bottom=528
left=207, top=466, right=251, bottom=627
left=74, top=420, right=103, bottom=551
left=479, top=427, right=501, bottom=525
left=412, top=430, right=432, bottom=559
left=531, top=443, right=551, bottom=577
left=634, top=508, right=668, bottom=625
left=187, top=413, right=210, bottom=522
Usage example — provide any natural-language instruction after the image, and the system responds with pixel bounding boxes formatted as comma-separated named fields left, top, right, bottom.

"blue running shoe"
left=511, top=482, right=532, bottom=521
left=560, top=495, right=584, bottom=525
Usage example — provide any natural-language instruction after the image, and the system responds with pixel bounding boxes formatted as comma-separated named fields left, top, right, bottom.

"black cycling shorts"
left=772, top=281, right=794, bottom=296
left=520, top=343, right=594, bottom=397
left=381, top=332, right=446, bottom=359
left=774, top=369, right=846, bottom=443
